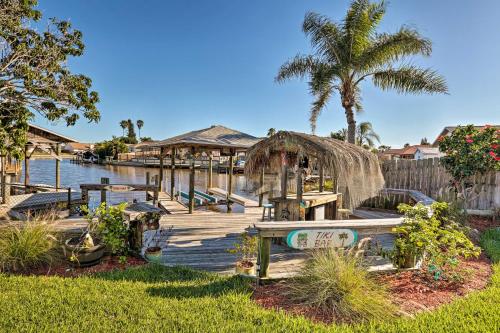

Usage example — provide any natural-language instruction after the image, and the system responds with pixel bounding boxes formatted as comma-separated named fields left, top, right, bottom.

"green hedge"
left=0, top=262, right=499, bottom=332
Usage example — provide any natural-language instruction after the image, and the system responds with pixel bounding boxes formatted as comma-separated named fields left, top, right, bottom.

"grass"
left=287, top=248, right=397, bottom=323
left=480, top=228, right=500, bottom=263
left=0, top=220, right=59, bottom=272
left=0, top=262, right=498, bottom=332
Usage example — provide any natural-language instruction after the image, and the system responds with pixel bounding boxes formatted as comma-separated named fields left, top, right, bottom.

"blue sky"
left=33, top=0, right=500, bottom=147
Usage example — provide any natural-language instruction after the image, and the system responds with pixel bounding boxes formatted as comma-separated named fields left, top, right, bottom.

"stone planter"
left=144, top=246, right=162, bottom=263
left=64, top=237, right=106, bottom=267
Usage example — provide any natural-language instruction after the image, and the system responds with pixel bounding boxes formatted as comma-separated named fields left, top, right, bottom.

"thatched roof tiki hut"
left=150, top=125, right=261, bottom=213
left=245, top=131, right=384, bottom=221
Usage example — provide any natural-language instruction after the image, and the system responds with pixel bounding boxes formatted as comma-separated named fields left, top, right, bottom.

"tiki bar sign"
left=286, top=229, right=358, bottom=249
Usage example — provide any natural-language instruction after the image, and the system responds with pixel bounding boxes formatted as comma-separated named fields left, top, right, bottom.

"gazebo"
left=150, top=125, right=261, bottom=213
left=245, top=131, right=384, bottom=220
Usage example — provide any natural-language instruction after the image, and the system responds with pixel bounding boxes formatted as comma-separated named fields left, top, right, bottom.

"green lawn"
left=1, top=229, right=499, bottom=333
left=0, top=264, right=498, bottom=333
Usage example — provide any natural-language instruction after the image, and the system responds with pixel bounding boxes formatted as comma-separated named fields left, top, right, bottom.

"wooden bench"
left=254, top=218, right=403, bottom=279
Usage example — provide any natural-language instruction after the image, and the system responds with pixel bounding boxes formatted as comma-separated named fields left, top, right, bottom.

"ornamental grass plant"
left=0, top=216, right=60, bottom=273
left=287, top=248, right=397, bottom=323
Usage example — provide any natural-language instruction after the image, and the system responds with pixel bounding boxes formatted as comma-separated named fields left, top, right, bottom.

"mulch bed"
left=23, top=256, right=147, bottom=278
left=253, top=255, right=492, bottom=324
left=468, top=215, right=500, bottom=233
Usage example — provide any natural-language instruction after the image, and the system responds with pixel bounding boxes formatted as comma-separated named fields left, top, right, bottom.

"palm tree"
left=267, top=128, right=276, bottom=137
left=356, top=121, right=380, bottom=147
left=137, top=119, right=144, bottom=139
left=276, top=0, right=447, bottom=143
left=330, top=128, right=347, bottom=141
left=119, top=120, right=128, bottom=136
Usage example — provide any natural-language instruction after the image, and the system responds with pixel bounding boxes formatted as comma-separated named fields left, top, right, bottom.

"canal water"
left=15, top=159, right=257, bottom=211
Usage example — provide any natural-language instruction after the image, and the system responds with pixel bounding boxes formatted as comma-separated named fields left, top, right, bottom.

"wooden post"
left=55, top=143, right=61, bottom=189
left=0, top=155, right=5, bottom=204
left=67, top=187, right=72, bottom=210
left=227, top=153, right=234, bottom=213
left=188, top=147, right=196, bottom=214
left=319, top=161, right=324, bottom=192
left=81, top=188, right=89, bottom=206
left=24, top=145, right=30, bottom=189
left=258, top=168, right=265, bottom=207
left=158, top=147, right=164, bottom=192
left=281, top=165, right=288, bottom=199
left=207, top=153, right=213, bottom=192
left=297, top=168, right=303, bottom=202
left=170, top=148, right=176, bottom=200
left=100, top=177, right=109, bottom=204
left=145, top=171, right=150, bottom=185
left=258, top=236, right=271, bottom=279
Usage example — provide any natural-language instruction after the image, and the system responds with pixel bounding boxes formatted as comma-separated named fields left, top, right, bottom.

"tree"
left=378, top=145, right=391, bottom=151
left=420, top=137, right=430, bottom=145
left=356, top=121, right=380, bottom=147
left=126, top=119, right=137, bottom=144
left=136, top=119, right=144, bottom=138
left=267, top=128, right=276, bottom=137
left=276, top=0, right=447, bottom=143
left=119, top=120, right=128, bottom=136
left=404, top=143, right=410, bottom=148
left=438, top=125, right=499, bottom=205
left=330, top=128, right=347, bottom=141
left=0, top=0, right=99, bottom=157
left=94, top=137, right=128, bottom=160
left=140, top=136, right=152, bottom=142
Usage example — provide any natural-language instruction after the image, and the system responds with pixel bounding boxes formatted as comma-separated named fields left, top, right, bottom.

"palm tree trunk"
left=344, top=106, right=356, bottom=144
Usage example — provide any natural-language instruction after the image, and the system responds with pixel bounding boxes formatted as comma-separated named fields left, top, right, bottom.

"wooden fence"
left=378, top=158, right=499, bottom=211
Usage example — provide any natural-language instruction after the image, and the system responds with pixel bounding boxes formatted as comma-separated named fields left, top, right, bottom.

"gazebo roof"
left=27, top=124, right=77, bottom=144
left=151, top=125, right=261, bottom=151
left=245, top=131, right=385, bottom=208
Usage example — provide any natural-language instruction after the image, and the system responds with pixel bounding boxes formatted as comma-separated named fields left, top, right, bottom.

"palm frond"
left=372, top=65, right=448, bottom=94
left=275, top=54, right=318, bottom=83
left=344, top=0, right=386, bottom=58
left=356, top=27, right=432, bottom=71
left=303, top=12, right=345, bottom=63
left=309, top=83, right=333, bottom=134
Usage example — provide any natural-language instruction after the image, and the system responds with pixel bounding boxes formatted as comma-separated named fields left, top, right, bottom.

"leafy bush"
left=438, top=124, right=500, bottom=205
left=287, top=248, right=397, bottom=323
left=82, top=203, right=129, bottom=255
left=480, top=228, right=500, bottom=263
left=0, top=220, right=59, bottom=272
left=392, top=202, right=480, bottom=280
left=227, top=231, right=258, bottom=266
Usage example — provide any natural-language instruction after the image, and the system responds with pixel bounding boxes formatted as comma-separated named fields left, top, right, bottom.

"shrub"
left=0, top=220, right=59, bottom=272
left=82, top=203, right=129, bottom=256
left=480, top=228, right=500, bottom=263
left=391, top=202, right=480, bottom=280
left=226, top=231, right=258, bottom=266
left=438, top=124, right=499, bottom=206
left=287, top=248, right=397, bottom=323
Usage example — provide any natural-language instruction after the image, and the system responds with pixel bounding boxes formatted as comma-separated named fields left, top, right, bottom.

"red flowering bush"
left=438, top=125, right=499, bottom=204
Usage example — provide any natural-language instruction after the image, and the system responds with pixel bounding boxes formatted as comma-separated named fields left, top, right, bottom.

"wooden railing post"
left=258, top=236, right=271, bottom=279
left=100, top=177, right=109, bottom=204
left=258, top=168, right=264, bottom=207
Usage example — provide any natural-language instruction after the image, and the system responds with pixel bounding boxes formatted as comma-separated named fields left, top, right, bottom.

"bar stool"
left=262, top=203, right=274, bottom=221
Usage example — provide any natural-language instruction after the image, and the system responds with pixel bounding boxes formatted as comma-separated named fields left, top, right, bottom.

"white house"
left=414, top=147, right=444, bottom=160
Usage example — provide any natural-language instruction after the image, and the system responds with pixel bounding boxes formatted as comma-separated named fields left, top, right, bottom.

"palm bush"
left=287, top=248, right=396, bottom=322
left=0, top=220, right=59, bottom=272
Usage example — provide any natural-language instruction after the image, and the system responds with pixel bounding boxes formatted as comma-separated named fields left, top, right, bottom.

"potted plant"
left=64, top=203, right=128, bottom=267
left=227, top=231, right=258, bottom=276
left=143, top=228, right=171, bottom=263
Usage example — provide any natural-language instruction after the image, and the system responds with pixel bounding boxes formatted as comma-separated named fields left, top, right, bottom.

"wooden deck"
left=208, top=187, right=259, bottom=207
left=158, top=207, right=396, bottom=277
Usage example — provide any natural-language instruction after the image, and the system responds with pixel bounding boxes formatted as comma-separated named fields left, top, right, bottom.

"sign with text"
left=105, top=185, right=135, bottom=192
left=286, top=229, right=358, bottom=249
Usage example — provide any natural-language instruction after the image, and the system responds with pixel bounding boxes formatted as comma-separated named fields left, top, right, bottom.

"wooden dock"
left=208, top=187, right=259, bottom=207
left=158, top=207, right=396, bottom=277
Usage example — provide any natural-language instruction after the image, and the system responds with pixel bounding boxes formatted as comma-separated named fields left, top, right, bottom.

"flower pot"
left=64, top=237, right=106, bottom=267
left=235, top=261, right=255, bottom=276
left=399, top=254, right=418, bottom=269
left=145, top=246, right=163, bottom=263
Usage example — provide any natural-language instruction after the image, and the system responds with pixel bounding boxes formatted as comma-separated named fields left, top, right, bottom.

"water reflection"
left=15, top=159, right=256, bottom=212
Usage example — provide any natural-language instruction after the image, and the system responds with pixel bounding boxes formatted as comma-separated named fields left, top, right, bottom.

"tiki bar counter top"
left=245, top=131, right=384, bottom=221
